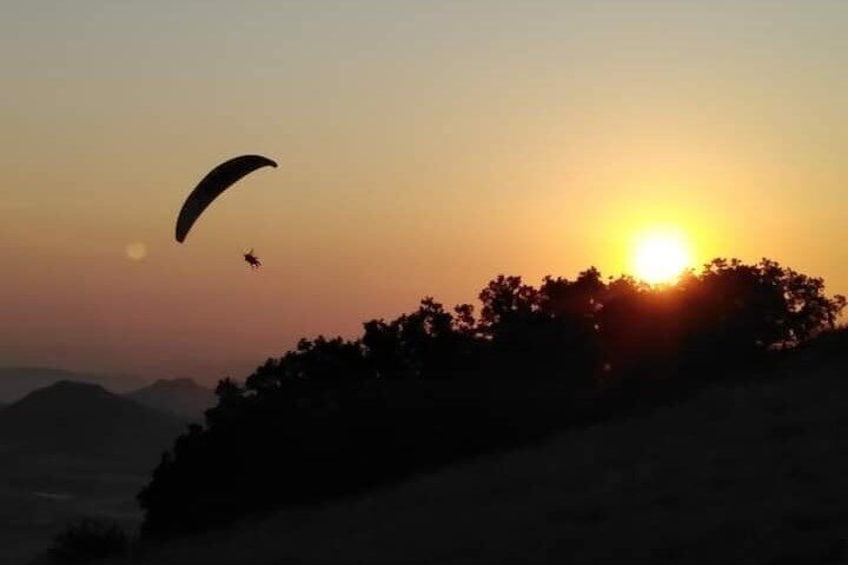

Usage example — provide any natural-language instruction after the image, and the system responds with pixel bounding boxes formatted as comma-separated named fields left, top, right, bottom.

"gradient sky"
left=2, top=1, right=846, bottom=384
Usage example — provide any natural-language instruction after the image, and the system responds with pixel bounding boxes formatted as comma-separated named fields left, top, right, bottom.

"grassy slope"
left=110, top=342, right=848, bottom=565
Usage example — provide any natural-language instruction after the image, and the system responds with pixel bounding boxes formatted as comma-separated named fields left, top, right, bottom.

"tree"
left=137, top=257, right=845, bottom=539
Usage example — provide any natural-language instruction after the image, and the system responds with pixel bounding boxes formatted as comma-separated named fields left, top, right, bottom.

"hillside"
left=0, top=381, right=184, bottom=462
left=0, top=382, right=185, bottom=564
left=0, top=367, right=147, bottom=403
left=109, top=346, right=848, bottom=565
left=125, top=378, right=215, bottom=421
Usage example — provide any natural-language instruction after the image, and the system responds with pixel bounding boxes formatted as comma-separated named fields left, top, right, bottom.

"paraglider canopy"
left=175, top=154, right=278, bottom=243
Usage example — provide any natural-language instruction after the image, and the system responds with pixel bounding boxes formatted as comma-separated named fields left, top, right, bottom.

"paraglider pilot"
left=244, top=249, right=262, bottom=269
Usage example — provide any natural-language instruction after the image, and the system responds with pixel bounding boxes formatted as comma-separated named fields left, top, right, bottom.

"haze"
left=2, top=1, right=846, bottom=384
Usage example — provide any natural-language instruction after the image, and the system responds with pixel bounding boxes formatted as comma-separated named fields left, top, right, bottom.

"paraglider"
left=243, top=249, right=262, bottom=269
left=175, top=154, right=278, bottom=244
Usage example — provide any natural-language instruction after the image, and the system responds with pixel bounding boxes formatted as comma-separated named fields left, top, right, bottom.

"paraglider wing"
left=175, top=154, right=278, bottom=243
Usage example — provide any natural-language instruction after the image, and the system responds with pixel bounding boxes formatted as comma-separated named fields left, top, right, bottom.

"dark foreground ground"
left=0, top=457, right=145, bottom=564
left=102, top=349, right=848, bottom=565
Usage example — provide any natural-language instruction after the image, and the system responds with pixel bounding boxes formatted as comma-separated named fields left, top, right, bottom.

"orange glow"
left=1, top=2, right=846, bottom=380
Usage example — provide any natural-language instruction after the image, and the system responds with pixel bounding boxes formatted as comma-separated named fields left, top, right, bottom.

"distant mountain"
left=0, top=380, right=184, bottom=464
left=0, top=367, right=147, bottom=403
left=126, top=378, right=216, bottom=421
left=0, top=381, right=186, bottom=564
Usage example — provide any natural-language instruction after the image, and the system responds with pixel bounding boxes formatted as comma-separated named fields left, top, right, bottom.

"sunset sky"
left=2, top=1, right=846, bottom=384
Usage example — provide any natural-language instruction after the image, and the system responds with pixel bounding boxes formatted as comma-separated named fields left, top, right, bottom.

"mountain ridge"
left=125, top=378, right=215, bottom=421
left=0, top=380, right=188, bottom=564
left=0, top=379, right=184, bottom=462
left=0, top=367, right=147, bottom=403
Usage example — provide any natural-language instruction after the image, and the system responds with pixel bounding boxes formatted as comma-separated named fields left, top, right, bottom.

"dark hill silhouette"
left=0, top=367, right=146, bottom=403
left=0, top=381, right=186, bottom=564
left=101, top=330, right=848, bottom=565
left=0, top=380, right=184, bottom=464
left=125, top=378, right=215, bottom=421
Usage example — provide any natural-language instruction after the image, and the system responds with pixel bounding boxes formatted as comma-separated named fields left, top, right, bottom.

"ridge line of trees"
left=137, top=258, right=845, bottom=537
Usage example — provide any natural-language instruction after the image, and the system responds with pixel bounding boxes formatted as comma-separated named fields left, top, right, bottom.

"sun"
left=631, top=229, right=693, bottom=285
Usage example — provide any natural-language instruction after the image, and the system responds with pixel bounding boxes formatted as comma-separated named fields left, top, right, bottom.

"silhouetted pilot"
left=244, top=249, right=261, bottom=269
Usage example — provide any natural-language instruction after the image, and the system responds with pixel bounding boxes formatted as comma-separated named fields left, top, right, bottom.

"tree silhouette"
left=137, top=257, right=845, bottom=538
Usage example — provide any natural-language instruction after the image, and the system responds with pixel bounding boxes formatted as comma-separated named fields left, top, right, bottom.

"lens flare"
left=125, top=242, right=148, bottom=261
